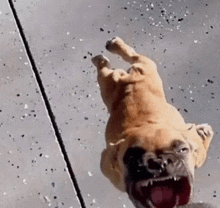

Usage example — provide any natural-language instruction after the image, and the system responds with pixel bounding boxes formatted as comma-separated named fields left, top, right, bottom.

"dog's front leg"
left=91, top=55, right=127, bottom=111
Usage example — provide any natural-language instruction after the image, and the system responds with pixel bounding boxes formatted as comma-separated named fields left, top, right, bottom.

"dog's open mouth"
left=129, top=176, right=192, bottom=208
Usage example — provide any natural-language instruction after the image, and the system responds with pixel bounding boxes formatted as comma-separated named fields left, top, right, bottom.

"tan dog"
left=91, top=37, right=213, bottom=208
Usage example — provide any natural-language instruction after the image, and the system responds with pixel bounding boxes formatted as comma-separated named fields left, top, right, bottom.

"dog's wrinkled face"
left=122, top=129, right=197, bottom=208
left=124, top=148, right=192, bottom=207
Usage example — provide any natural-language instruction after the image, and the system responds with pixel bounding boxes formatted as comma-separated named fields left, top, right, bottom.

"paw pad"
left=105, top=37, right=122, bottom=51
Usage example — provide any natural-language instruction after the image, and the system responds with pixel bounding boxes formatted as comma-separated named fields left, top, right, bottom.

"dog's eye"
left=177, top=147, right=189, bottom=154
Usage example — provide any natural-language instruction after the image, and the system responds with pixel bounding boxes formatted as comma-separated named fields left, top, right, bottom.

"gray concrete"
left=0, top=1, right=80, bottom=208
left=1, top=0, right=220, bottom=207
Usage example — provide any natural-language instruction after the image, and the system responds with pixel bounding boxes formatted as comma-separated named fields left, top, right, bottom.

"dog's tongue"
left=150, top=186, right=177, bottom=207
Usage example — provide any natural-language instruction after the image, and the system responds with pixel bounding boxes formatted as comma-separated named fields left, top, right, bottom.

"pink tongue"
left=150, top=186, right=175, bottom=206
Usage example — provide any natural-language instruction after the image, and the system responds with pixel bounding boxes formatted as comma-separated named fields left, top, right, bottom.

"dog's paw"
left=196, top=124, right=214, bottom=141
left=105, top=37, right=123, bottom=52
left=91, top=55, right=110, bottom=68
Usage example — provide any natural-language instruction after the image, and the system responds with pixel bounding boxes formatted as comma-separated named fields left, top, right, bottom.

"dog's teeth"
left=175, top=195, right=180, bottom=206
left=147, top=200, right=156, bottom=208
left=141, top=180, right=149, bottom=187
left=150, top=180, right=153, bottom=185
left=146, top=181, right=150, bottom=186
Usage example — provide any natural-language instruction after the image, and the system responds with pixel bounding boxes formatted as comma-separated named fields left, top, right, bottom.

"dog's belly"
left=110, top=80, right=184, bottom=123
left=106, top=89, right=185, bottom=144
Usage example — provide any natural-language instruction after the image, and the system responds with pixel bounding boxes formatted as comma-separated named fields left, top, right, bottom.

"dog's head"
left=123, top=145, right=193, bottom=208
left=119, top=124, right=213, bottom=208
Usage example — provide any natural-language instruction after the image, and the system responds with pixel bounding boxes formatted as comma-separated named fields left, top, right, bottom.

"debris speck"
left=44, top=196, right=51, bottom=203
left=207, top=79, right=214, bottom=84
left=23, top=179, right=27, bottom=184
left=88, top=171, right=93, bottom=176
left=21, top=114, right=28, bottom=120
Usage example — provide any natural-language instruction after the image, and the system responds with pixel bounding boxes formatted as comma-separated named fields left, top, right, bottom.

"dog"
left=91, top=37, right=214, bottom=208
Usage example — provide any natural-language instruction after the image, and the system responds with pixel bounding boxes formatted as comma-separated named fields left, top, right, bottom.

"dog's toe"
left=91, top=55, right=110, bottom=68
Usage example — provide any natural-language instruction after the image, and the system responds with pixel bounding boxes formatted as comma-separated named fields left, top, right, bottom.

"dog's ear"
left=195, top=124, right=214, bottom=149
left=186, top=124, right=213, bottom=168
left=194, top=124, right=214, bottom=168
left=183, top=123, right=213, bottom=168
left=100, top=146, right=126, bottom=191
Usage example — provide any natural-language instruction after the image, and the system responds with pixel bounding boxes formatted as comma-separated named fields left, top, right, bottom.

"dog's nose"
left=144, top=157, right=164, bottom=175
left=147, top=158, right=162, bottom=170
left=145, top=154, right=178, bottom=175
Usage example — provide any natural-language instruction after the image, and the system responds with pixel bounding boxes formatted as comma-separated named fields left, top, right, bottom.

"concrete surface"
left=0, top=1, right=80, bottom=208
left=1, top=0, right=220, bottom=207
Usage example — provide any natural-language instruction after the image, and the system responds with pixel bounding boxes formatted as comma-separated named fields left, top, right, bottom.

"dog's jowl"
left=91, top=37, right=214, bottom=208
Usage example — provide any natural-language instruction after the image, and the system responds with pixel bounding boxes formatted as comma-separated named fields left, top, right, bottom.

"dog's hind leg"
left=105, top=37, right=164, bottom=95
left=105, top=37, right=156, bottom=69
